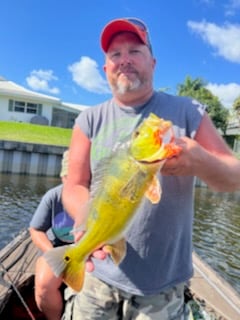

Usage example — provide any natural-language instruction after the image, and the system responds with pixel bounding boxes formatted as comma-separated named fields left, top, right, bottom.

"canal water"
left=0, top=173, right=240, bottom=294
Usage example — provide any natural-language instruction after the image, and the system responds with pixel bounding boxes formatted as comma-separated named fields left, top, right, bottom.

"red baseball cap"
left=100, top=17, right=152, bottom=53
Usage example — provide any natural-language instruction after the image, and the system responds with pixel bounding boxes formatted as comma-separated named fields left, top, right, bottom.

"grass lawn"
left=0, top=121, right=72, bottom=147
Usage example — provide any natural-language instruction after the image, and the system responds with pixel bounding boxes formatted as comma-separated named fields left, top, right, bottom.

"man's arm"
left=62, top=126, right=91, bottom=225
left=162, top=113, right=240, bottom=192
left=29, top=228, right=53, bottom=252
left=62, top=126, right=108, bottom=270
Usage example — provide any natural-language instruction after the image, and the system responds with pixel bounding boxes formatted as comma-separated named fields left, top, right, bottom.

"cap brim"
left=101, top=19, right=147, bottom=53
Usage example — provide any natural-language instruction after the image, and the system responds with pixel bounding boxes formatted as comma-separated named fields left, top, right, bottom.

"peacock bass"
left=44, top=113, right=182, bottom=292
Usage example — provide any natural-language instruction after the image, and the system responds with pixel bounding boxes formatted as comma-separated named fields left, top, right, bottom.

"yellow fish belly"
left=44, top=152, right=159, bottom=292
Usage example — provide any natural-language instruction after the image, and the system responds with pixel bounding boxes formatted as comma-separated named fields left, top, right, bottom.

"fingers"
left=161, top=154, right=182, bottom=176
left=85, top=248, right=108, bottom=272
left=86, top=260, right=95, bottom=272
left=92, top=248, right=108, bottom=260
left=72, top=226, right=109, bottom=272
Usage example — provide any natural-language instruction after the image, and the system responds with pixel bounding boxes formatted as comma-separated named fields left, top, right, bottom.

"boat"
left=0, top=229, right=240, bottom=320
left=0, top=229, right=44, bottom=319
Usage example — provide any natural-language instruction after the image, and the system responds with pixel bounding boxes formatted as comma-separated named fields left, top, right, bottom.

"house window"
left=14, top=101, right=25, bottom=112
left=8, top=100, right=42, bottom=115
left=51, top=107, right=78, bottom=128
left=27, top=102, right=38, bottom=114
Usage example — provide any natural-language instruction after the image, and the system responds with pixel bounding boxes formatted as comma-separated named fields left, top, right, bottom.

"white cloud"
left=68, top=56, right=111, bottom=94
left=26, top=70, right=60, bottom=95
left=225, top=0, right=240, bottom=16
left=187, top=20, right=240, bottom=63
left=206, top=82, right=240, bottom=108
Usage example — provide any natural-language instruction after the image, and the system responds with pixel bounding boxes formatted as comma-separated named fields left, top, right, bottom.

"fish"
left=44, top=113, right=182, bottom=292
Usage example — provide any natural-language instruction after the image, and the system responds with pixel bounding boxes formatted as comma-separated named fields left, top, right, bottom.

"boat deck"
left=0, top=230, right=240, bottom=319
left=0, top=229, right=44, bottom=319
left=0, top=230, right=36, bottom=298
left=190, top=252, right=240, bottom=320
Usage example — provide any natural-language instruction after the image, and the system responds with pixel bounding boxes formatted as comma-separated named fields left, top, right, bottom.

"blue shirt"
left=30, top=184, right=74, bottom=245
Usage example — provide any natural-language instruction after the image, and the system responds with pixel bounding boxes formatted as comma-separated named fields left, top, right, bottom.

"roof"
left=0, top=78, right=60, bottom=104
left=0, top=77, right=91, bottom=111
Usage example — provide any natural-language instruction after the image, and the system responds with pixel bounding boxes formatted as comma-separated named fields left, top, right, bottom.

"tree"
left=233, top=96, right=240, bottom=124
left=177, top=76, right=229, bottom=134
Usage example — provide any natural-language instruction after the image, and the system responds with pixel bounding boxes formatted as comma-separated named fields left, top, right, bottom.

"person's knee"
left=35, top=272, right=62, bottom=310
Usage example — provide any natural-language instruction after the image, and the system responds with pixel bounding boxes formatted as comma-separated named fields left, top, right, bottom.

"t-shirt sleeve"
left=186, top=98, right=206, bottom=139
left=29, top=189, right=54, bottom=231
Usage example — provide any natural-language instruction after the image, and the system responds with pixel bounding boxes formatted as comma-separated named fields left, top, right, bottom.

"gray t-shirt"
left=75, top=91, right=205, bottom=295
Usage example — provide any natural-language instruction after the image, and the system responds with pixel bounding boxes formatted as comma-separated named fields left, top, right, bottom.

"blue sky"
left=1, top=0, right=240, bottom=109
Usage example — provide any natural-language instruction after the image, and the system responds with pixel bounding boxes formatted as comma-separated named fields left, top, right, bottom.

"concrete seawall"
left=0, top=140, right=67, bottom=177
left=0, top=140, right=208, bottom=184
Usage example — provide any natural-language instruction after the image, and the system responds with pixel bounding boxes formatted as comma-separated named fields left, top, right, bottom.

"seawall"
left=0, top=140, right=208, bottom=185
left=0, top=140, right=67, bottom=177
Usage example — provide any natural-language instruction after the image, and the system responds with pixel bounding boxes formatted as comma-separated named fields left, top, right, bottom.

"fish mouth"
left=135, top=143, right=168, bottom=164
left=138, top=158, right=166, bottom=165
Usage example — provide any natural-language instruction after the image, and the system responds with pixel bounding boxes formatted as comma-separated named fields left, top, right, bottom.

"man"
left=30, top=150, right=74, bottom=320
left=62, top=18, right=240, bottom=319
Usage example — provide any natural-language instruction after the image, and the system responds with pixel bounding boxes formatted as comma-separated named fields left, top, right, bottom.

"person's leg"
left=63, top=272, right=122, bottom=320
left=35, top=256, right=63, bottom=320
left=122, top=283, right=193, bottom=320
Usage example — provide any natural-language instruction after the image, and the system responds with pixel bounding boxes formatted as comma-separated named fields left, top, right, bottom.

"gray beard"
left=114, top=78, right=142, bottom=95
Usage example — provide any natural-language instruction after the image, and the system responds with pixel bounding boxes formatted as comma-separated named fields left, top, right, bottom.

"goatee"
left=115, top=78, right=141, bottom=95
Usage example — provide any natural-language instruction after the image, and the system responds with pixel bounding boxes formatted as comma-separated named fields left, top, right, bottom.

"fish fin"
left=145, top=175, right=162, bottom=204
left=44, top=245, right=86, bottom=292
left=62, top=260, right=85, bottom=292
left=104, top=238, right=127, bottom=265
left=120, top=171, right=147, bottom=202
left=90, top=156, right=113, bottom=197
left=43, top=245, right=70, bottom=277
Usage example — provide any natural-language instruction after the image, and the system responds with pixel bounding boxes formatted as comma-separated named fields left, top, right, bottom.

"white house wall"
left=0, top=94, right=60, bottom=124
left=0, top=96, right=12, bottom=121
left=0, top=79, right=90, bottom=126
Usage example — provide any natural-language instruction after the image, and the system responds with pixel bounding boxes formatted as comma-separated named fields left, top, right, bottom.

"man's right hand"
left=73, top=229, right=108, bottom=272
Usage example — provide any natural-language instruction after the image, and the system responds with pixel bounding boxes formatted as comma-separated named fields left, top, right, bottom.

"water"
left=0, top=173, right=61, bottom=248
left=0, top=173, right=239, bottom=294
left=193, top=187, right=240, bottom=294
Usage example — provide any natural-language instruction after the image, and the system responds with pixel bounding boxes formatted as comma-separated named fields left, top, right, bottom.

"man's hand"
left=86, top=248, right=108, bottom=272
left=161, top=137, right=202, bottom=176
left=73, top=229, right=108, bottom=272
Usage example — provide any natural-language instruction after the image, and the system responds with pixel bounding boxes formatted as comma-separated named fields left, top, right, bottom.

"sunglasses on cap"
left=101, top=17, right=153, bottom=54
left=126, top=17, right=148, bottom=31
left=125, top=17, right=152, bottom=52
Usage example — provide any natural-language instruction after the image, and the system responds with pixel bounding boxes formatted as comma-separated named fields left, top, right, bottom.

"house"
left=0, top=76, right=90, bottom=128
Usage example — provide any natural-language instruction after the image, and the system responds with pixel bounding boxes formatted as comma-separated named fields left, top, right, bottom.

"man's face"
left=104, top=32, right=155, bottom=96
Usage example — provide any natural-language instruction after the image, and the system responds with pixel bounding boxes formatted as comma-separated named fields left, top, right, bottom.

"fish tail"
left=44, top=245, right=86, bottom=292
left=44, top=245, right=69, bottom=277
left=62, top=259, right=86, bottom=292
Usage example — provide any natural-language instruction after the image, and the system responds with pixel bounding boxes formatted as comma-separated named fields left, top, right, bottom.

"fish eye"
left=133, top=130, right=140, bottom=137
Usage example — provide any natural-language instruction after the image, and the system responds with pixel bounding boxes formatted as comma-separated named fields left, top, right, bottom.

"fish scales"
left=72, top=151, right=158, bottom=258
